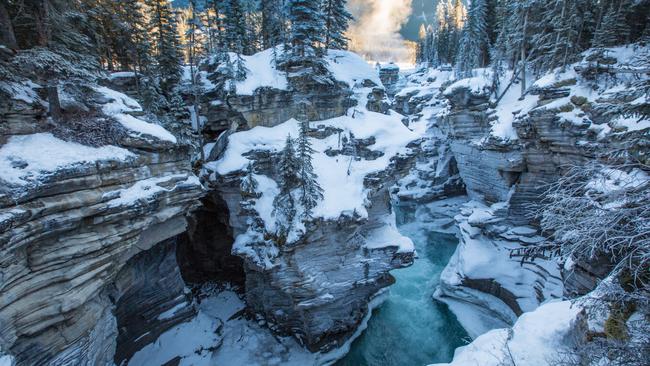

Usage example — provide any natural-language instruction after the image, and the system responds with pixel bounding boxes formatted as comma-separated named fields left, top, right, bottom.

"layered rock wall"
left=0, top=76, right=204, bottom=365
left=208, top=152, right=415, bottom=352
left=201, top=59, right=356, bottom=141
left=398, top=48, right=648, bottom=337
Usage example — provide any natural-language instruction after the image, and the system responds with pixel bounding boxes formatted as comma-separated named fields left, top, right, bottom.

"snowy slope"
left=204, top=48, right=384, bottom=96
left=93, top=86, right=177, bottom=142
left=0, top=133, right=134, bottom=187
left=228, top=48, right=289, bottom=95
left=209, top=106, right=417, bottom=222
left=326, top=49, right=382, bottom=87
left=430, top=300, right=584, bottom=366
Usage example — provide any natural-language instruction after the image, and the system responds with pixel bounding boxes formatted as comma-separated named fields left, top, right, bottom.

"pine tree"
left=127, top=1, right=153, bottom=76
left=220, top=0, right=250, bottom=79
left=423, top=26, right=438, bottom=66
left=141, top=76, right=167, bottom=114
left=168, top=88, right=190, bottom=121
left=206, top=0, right=225, bottom=51
left=491, top=0, right=543, bottom=97
left=593, top=0, right=631, bottom=48
left=186, top=0, right=205, bottom=152
left=456, top=0, right=489, bottom=78
left=185, top=0, right=207, bottom=64
left=430, top=0, right=466, bottom=65
left=146, top=0, right=183, bottom=94
left=296, top=101, right=323, bottom=219
left=261, top=0, right=286, bottom=49
left=234, top=53, right=248, bottom=81
left=273, top=134, right=300, bottom=237
left=278, top=134, right=301, bottom=190
left=323, top=0, right=353, bottom=50
left=222, top=0, right=248, bottom=53
left=240, top=162, right=259, bottom=198
left=287, top=0, right=326, bottom=59
left=522, top=0, right=597, bottom=74
left=240, top=0, right=262, bottom=54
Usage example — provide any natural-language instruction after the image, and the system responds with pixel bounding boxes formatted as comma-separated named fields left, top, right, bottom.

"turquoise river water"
left=336, top=205, right=468, bottom=366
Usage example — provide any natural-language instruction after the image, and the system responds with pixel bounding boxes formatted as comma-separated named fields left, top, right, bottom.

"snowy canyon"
left=1, top=11, right=650, bottom=366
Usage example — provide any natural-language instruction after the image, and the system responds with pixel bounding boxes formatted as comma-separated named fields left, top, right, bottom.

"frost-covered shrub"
left=551, top=280, right=650, bottom=366
left=523, top=158, right=650, bottom=364
left=12, top=47, right=100, bottom=82
left=529, top=161, right=649, bottom=290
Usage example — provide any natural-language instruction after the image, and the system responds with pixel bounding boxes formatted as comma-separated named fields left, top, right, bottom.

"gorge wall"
left=0, top=73, right=205, bottom=364
left=198, top=50, right=419, bottom=353
left=394, top=45, right=648, bottom=338
left=1, top=47, right=419, bottom=365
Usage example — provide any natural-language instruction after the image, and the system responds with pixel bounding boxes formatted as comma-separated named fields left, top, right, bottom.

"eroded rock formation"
left=0, top=70, right=204, bottom=365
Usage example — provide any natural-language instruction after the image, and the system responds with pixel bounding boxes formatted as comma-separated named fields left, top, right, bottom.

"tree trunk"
left=47, top=84, right=62, bottom=121
left=519, top=8, right=529, bottom=100
left=34, top=0, right=51, bottom=47
left=189, top=5, right=205, bottom=162
left=0, top=2, right=17, bottom=49
left=553, top=0, right=567, bottom=67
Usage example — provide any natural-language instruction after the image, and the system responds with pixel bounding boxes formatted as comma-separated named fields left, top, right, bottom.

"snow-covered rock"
left=202, top=69, right=419, bottom=352
left=431, top=300, right=585, bottom=366
left=0, top=72, right=203, bottom=365
left=394, top=45, right=648, bottom=347
left=199, top=48, right=386, bottom=142
left=435, top=201, right=563, bottom=337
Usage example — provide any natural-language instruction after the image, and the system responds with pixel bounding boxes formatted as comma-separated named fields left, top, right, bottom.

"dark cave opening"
left=176, top=191, right=246, bottom=288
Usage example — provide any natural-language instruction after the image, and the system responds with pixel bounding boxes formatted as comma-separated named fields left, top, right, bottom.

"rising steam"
left=347, top=0, right=416, bottom=64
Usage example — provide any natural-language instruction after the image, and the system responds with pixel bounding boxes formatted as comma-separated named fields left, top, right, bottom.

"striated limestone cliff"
left=207, top=150, right=414, bottom=352
left=0, top=65, right=204, bottom=365
left=394, top=45, right=649, bottom=338
left=198, top=53, right=418, bottom=353
left=198, top=49, right=372, bottom=141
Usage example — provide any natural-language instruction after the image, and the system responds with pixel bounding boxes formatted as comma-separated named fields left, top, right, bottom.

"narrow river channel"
left=336, top=204, right=468, bottom=366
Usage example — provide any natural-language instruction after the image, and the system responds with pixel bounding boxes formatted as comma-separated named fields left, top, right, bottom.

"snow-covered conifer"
left=273, top=134, right=300, bottom=237
left=296, top=102, right=323, bottom=219
left=287, top=0, right=326, bottom=59
left=429, top=0, right=466, bottom=65
left=222, top=0, right=249, bottom=53
left=261, top=0, right=286, bottom=49
left=456, top=0, right=489, bottom=78
left=593, top=0, right=631, bottom=48
left=323, top=0, right=353, bottom=50
left=168, top=88, right=190, bottom=121
left=141, top=76, right=167, bottom=114
left=529, top=0, right=594, bottom=72
left=146, top=0, right=183, bottom=93
left=234, top=53, right=248, bottom=81
left=240, top=162, right=259, bottom=198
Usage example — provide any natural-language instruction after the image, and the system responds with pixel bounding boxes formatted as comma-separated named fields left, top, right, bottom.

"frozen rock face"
left=202, top=57, right=419, bottom=351
left=206, top=140, right=415, bottom=353
left=393, top=68, right=465, bottom=204
left=430, top=84, right=567, bottom=333
left=0, top=75, right=204, bottom=365
left=202, top=81, right=354, bottom=135
left=113, top=238, right=195, bottom=365
left=378, top=63, right=400, bottom=98
left=396, top=46, right=648, bottom=338
left=200, top=49, right=360, bottom=140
